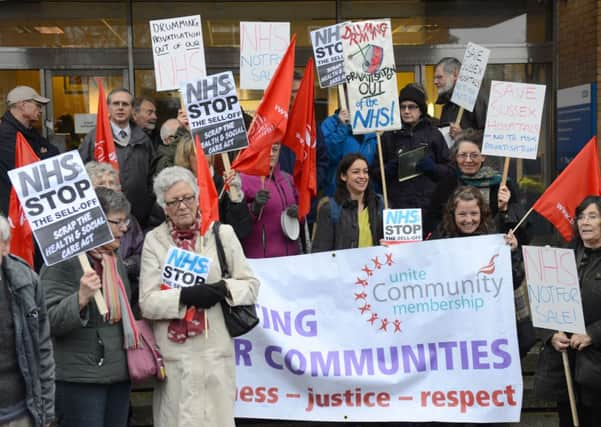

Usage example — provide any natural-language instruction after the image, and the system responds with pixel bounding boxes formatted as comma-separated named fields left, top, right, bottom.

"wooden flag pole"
left=512, top=207, right=534, bottom=233
left=501, top=157, right=511, bottom=187
left=562, top=350, right=580, bottom=426
left=78, top=253, right=108, bottom=316
left=454, top=106, right=465, bottom=128
left=220, top=152, right=241, bottom=202
left=376, top=132, right=388, bottom=210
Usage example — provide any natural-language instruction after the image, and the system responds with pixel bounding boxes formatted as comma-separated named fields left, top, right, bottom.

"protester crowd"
left=0, top=54, right=599, bottom=427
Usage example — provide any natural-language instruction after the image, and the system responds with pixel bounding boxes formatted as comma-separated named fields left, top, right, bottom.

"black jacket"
left=436, top=89, right=488, bottom=133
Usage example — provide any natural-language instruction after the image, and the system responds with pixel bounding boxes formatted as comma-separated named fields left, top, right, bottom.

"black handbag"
left=213, top=222, right=259, bottom=337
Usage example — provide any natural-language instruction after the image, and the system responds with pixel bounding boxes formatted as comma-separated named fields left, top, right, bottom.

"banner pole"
left=512, top=207, right=533, bottom=233
left=454, top=106, right=464, bottom=128
left=337, top=84, right=348, bottom=112
left=221, top=152, right=241, bottom=202
left=501, top=157, right=511, bottom=187
left=562, top=350, right=580, bottom=427
left=78, top=253, right=108, bottom=316
left=376, top=132, right=388, bottom=210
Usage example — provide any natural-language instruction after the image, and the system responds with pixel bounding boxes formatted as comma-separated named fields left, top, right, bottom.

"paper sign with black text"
left=181, top=71, right=248, bottom=155
left=522, top=245, right=586, bottom=334
left=150, top=15, right=206, bottom=92
left=162, top=246, right=211, bottom=288
left=7, top=151, right=113, bottom=266
left=451, top=42, right=490, bottom=112
left=310, top=23, right=346, bottom=88
left=383, top=209, right=422, bottom=242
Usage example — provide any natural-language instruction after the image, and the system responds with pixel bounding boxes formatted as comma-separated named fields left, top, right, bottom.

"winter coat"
left=2, top=254, right=55, bottom=427
left=312, top=191, right=384, bottom=252
left=0, top=111, right=59, bottom=215
left=240, top=166, right=299, bottom=258
left=40, top=254, right=131, bottom=384
left=139, top=222, right=259, bottom=427
left=436, top=90, right=488, bottom=133
left=319, top=112, right=377, bottom=196
left=214, top=172, right=253, bottom=241
left=151, top=141, right=178, bottom=177
left=80, top=124, right=155, bottom=227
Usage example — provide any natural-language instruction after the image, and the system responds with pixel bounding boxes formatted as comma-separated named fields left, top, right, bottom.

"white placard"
left=382, top=208, right=422, bottom=242
left=310, top=23, right=346, bottom=88
left=161, top=246, right=211, bottom=288
left=451, top=42, right=490, bottom=112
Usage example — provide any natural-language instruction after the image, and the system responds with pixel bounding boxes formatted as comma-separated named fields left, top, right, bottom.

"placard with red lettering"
left=150, top=15, right=206, bottom=92
left=240, top=21, right=290, bottom=90
left=522, top=245, right=585, bottom=334
left=482, top=81, right=546, bottom=160
left=451, top=42, right=490, bottom=112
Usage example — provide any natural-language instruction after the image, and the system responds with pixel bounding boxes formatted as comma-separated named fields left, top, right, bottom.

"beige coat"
left=139, top=222, right=260, bottom=427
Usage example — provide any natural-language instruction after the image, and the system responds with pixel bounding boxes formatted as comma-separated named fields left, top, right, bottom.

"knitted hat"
left=398, top=84, right=426, bottom=116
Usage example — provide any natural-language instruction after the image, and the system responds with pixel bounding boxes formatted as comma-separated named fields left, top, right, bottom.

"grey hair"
left=85, top=161, right=118, bottom=182
left=153, top=166, right=199, bottom=209
left=160, top=118, right=180, bottom=143
left=436, top=57, right=461, bottom=75
left=95, top=187, right=131, bottom=216
left=0, top=215, right=10, bottom=241
left=133, top=96, right=156, bottom=113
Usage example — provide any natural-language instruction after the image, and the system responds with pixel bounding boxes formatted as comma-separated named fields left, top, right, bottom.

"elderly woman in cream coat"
left=139, top=166, right=260, bottom=427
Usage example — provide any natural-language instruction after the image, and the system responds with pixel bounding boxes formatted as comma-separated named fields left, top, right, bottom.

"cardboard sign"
left=451, top=42, right=490, bottom=112
left=522, top=245, right=586, bottom=334
left=482, top=81, right=546, bottom=160
left=7, top=151, right=113, bottom=266
left=150, top=15, right=206, bottom=92
left=240, top=21, right=290, bottom=90
left=74, top=113, right=96, bottom=134
left=342, top=19, right=401, bottom=134
left=181, top=71, right=249, bottom=155
left=382, top=209, right=422, bottom=242
left=310, top=23, right=346, bottom=88
left=162, top=246, right=211, bottom=288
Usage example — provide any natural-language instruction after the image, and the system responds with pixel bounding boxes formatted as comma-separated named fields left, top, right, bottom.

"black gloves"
left=251, top=189, right=270, bottom=215
left=179, top=280, right=227, bottom=309
left=286, top=204, right=298, bottom=218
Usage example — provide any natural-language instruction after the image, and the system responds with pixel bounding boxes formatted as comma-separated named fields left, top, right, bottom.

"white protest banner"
left=8, top=151, right=113, bottom=266
left=522, top=245, right=586, bottom=334
left=181, top=71, right=248, bottom=155
left=161, top=246, right=211, bottom=288
left=482, top=81, right=546, bottom=160
left=150, top=15, right=206, bottom=92
left=235, top=235, right=522, bottom=422
left=240, top=22, right=290, bottom=90
left=382, top=209, right=422, bottom=242
left=341, top=19, right=401, bottom=134
left=451, top=42, right=490, bottom=112
left=311, top=23, right=346, bottom=88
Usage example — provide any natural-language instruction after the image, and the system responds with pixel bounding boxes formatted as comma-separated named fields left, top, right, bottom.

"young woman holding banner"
left=534, top=196, right=601, bottom=427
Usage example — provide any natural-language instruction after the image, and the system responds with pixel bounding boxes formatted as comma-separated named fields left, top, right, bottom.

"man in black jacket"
left=0, top=86, right=59, bottom=215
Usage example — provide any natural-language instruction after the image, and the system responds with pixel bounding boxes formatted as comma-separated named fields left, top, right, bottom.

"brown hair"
left=441, top=186, right=494, bottom=236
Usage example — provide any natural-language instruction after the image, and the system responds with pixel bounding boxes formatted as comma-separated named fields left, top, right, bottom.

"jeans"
left=55, top=380, right=131, bottom=427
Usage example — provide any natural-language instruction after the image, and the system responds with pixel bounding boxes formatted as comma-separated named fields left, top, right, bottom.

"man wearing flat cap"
left=0, top=86, right=59, bottom=216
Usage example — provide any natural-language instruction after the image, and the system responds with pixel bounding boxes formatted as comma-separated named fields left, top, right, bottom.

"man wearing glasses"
left=0, top=86, right=59, bottom=219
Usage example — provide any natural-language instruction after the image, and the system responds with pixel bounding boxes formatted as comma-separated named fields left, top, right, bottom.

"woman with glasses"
left=139, top=166, right=259, bottom=427
left=41, top=188, right=136, bottom=426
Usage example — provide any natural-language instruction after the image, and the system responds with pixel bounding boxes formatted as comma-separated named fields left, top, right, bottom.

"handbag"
left=213, top=222, right=260, bottom=337
left=127, top=319, right=167, bottom=383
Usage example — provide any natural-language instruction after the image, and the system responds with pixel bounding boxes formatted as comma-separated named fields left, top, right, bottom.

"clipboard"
left=397, top=145, right=429, bottom=182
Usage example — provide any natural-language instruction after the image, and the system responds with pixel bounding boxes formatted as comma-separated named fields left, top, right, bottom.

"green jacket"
left=40, top=255, right=131, bottom=383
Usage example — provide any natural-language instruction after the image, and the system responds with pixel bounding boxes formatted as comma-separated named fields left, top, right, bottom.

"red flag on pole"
left=282, top=58, right=316, bottom=220
left=232, top=34, right=297, bottom=177
left=8, top=132, right=40, bottom=266
left=94, top=78, right=120, bottom=172
left=194, top=135, right=220, bottom=236
left=533, top=136, right=601, bottom=241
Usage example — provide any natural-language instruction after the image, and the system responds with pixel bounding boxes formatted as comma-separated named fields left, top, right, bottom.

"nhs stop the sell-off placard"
left=236, top=234, right=523, bottom=423
left=8, top=151, right=113, bottom=266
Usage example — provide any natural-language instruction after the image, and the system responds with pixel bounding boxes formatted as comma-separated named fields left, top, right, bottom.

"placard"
left=342, top=19, right=401, bottom=134
left=310, top=23, right=346, bottom=88
left=482, top=81, right=546, bottom=160
left=522, top=245, right=586, bottom=334
left=451, top=42, right=490, bottom=112
left=161, top=246, right=211, bottom=288
left=181, top=71, right=249, bottom=155
left=240, top=21, right=290, bottom=90
left=150, top=15, right=206, bottom=92
left=382, top=209, right=422, bottom=242
left=74, top=113, right=96, bottom=134
left=7, top=151, right=113, bottom=266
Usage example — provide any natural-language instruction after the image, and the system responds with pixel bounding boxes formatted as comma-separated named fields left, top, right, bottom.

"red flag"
left=232, top=34, right=297, bottom=176
left=8, top=132, right=40, bottom=266
left=533, top=137, right=601, bottom=241
left=94, top=78, right=120, bottom=172
left=194, top=135, right=220, bottom=236
left=282, top=58, right=316, bottom=220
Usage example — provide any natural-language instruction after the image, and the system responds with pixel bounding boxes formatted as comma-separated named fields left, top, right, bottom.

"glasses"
left=457, top=153, right=482, bottom=161
left=165, top=195, right=196, bottom=208
left=400, top=104, right=419, bottom=111
left=110, top=101, right=131, bottom=107
left=107, top=218, right=130, bottom=227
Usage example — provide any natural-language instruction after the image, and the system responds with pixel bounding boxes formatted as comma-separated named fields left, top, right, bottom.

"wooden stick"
left=220, top=152, right=241, bottom=201
left=454, top=106, right=464, bottom=128
left=376, top=132, right=388, bottom=210
left=562, top=350, right=580, bottom=426
left=512, top=207, right=533, bottom=233
left=78, top=253, right=108, bottom=316
left=501, top=157, right=511, bottom=187
left=337, top=84, right=348, bottom=112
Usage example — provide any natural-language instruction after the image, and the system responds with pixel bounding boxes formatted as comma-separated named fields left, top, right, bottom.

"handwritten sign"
left=7, top=151, right=113, bottom=266
left=240, top=22, right=290, bottom=90
left=150, top=15, right=206, bottom=92
left=382, top=209, right=422, bottom=242
left=310, top=23, right=346, bottom=88
left=162, top=246, right=211, bottom=288
left=181, top=71, right=248, bottom=155
left=342, top=19, right=401, bottom=134
left=482, top=81, right=546, bottom=160
left=523, top=245, right=585, bottom=334
left=451, top=42, right=490, bottom=112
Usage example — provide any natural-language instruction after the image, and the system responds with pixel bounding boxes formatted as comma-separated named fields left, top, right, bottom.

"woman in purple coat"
left=240, top=143, right=300, bottom=258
